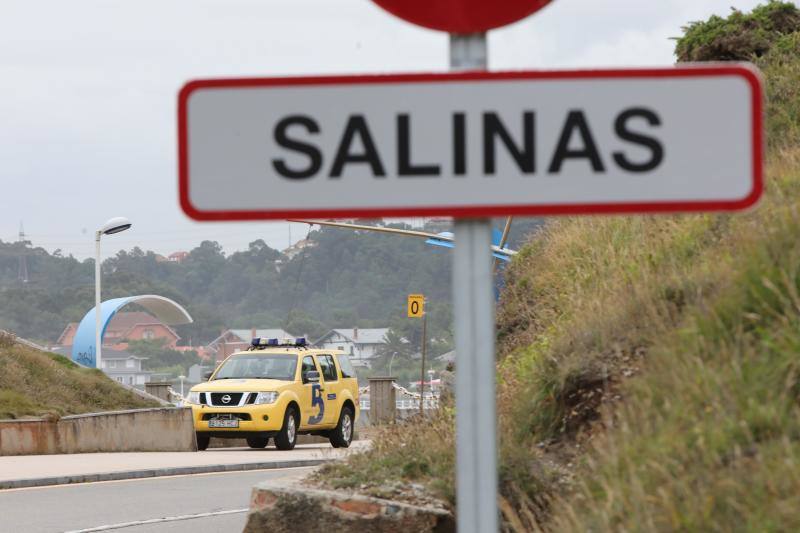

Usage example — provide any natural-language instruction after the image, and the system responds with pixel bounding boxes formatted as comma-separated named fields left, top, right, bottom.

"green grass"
left=0, top=336, right=159, bottom=419
left=319, top=3, right=800, bottom=530
left=545, top=148, right=800, bottom=531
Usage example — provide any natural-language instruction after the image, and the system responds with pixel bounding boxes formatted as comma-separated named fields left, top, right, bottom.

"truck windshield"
left=213, top=353, right=297, bottom=381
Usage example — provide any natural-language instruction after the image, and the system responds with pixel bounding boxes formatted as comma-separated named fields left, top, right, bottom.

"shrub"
left=674, top=1, right=800, bottom=62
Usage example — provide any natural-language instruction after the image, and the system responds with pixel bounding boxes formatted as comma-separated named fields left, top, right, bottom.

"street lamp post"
left=95, top=217, right=132, bottom=370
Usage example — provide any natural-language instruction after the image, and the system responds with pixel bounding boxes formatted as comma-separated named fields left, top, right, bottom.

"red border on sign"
left=178, top=65, right=763, bottom=221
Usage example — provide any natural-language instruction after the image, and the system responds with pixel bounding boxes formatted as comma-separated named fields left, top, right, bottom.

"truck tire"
left=246, top=435, right=269, bottom=449
left=196, top=432, right=210, bottom=451
left=329, top=406, right=354, bottom=448
left=274, top=407, right=298, bottom=450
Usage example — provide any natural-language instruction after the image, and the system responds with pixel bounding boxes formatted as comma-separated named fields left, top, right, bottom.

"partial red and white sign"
left=370, top=0, right=553, bottom=33
left=178, top=65, right=763, bottom=221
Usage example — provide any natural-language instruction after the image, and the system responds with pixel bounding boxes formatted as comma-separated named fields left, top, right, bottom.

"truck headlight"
left=187, top=392, right=201, bottom=405
left=254, top=392, right=279, bottom=404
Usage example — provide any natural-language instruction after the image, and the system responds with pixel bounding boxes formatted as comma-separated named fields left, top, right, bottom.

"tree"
left=0, top=222, right=457, bottom=349
left=126, top=338, right=200, bottom=374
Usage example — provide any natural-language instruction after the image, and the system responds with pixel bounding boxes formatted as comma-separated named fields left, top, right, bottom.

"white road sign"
left=178, top=66, right=762, bottom=220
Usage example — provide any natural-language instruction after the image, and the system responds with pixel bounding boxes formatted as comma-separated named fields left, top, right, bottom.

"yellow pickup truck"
left=186, top=338, right=359, bottom=451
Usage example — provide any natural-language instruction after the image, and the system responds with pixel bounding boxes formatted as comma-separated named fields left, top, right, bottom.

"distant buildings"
left=55, top=311, right=186, bottom=389
left=313, top=328, right=390, bottom=367
left=100, top=349, right=151, bottom=386
left=57, top=311, right=181, bottom=350
left=208, top=328, right=297, bottom=363
left=204, top=326, right=393, bottom=368
left=423, top=217, right=452, bottom=233
left=282, top=238, right=316, bottom=260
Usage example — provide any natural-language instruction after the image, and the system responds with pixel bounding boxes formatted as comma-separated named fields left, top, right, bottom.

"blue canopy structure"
left=288, top=219, right=517, bottom=262
left=71, top=295, right=193, bottom=367
left=425, top=229, right=512, bottom=261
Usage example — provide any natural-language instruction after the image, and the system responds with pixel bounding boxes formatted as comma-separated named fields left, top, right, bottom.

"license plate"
left=209, top=419, right=239, bottom=428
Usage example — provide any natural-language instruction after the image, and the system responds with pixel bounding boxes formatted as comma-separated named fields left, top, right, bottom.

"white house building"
left=313, top=328, right=389, bottom=367
left=101, top=350, right=151, bottom=387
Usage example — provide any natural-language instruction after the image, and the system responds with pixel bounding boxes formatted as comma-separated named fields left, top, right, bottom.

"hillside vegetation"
left=0, top=218, right=539, bottom=354
left=320, top=2, right=800, bottom=530
left=0, top=333, right=159, bottom=419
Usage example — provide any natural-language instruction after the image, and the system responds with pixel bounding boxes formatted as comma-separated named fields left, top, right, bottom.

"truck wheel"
left=196, top=432, right=210, bottom=451
left=329, top=406, right=354, bottom=448
left=274, top=407, right=298, bottom=450
left=246, top=436, right=269, bottom=449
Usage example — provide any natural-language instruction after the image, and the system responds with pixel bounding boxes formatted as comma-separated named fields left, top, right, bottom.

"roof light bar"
left=250, top=337, right=308, bottom=348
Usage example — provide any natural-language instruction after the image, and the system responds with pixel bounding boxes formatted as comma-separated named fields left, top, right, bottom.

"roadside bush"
left=0, top=331, right=15, bottom=349
left=675, top=1, right=800, bottom=61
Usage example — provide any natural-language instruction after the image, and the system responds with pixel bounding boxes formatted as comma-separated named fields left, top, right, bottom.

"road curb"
left=0, top=459, right=328, bottom=490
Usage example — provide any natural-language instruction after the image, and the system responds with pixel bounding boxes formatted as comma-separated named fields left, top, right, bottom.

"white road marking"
left=62, top=508, right=249, bottom=532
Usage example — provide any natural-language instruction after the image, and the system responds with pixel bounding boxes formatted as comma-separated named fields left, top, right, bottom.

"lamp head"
left=99, top=217, right=132, bottom=236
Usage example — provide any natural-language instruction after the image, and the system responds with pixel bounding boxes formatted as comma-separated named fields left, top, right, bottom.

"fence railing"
left=359, top=397, right=439, bottom=411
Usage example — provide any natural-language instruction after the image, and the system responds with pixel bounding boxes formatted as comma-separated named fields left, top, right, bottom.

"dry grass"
left=548, top=148, right=800, bottom=531
left=0, top=342, right=159, bottom=419
left=320, top=163, right=800, bottom=527
left=316, top=409, right=456, bottom=502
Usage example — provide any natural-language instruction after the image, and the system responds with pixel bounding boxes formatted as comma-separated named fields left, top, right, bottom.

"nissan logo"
left=221, top=394, right=232, bottom=404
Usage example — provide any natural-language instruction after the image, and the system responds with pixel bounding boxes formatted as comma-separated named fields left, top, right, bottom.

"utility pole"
left=419, top=307, right=427, bottom=416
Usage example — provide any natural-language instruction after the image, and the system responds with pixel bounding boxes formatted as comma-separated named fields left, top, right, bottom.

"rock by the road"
left=245, top=479, right=455, bottom=532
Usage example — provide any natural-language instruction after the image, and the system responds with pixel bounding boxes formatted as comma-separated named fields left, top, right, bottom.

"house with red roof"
left=57, top=311, right=181, bottom=349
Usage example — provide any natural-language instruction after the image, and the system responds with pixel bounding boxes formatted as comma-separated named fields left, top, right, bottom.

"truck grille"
left=209, top=392, right=245, bottom=406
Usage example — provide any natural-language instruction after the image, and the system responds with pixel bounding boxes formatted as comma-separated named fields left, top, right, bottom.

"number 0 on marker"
left=408, top=294, right=424, bottom=318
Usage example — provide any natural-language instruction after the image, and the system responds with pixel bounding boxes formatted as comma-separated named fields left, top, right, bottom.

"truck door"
left=300, top=355, right=325, bottom=428
left=317, top=354, right=341, bottom=427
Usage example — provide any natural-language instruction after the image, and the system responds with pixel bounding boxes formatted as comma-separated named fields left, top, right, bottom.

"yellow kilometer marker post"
left=407, top=294, right=424, bottom=318
left=408, top=294, right=427, bottom=415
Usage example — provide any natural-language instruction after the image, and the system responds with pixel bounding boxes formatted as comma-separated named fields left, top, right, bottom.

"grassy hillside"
left=320, top=2, right=800, bottom=530
left=0, top=333, right=159, bottom=419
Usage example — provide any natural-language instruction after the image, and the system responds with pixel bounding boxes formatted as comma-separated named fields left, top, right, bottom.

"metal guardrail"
left=359, top=397, right=439, bottom=410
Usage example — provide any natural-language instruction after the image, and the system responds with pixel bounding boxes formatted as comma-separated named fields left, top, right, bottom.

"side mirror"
left=304, top=370, right=320, bottom=383
left=203, top=371, right=213, bottom=381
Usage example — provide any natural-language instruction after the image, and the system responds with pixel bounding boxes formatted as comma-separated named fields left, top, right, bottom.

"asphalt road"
left=0, top=467, right=314, bottom=533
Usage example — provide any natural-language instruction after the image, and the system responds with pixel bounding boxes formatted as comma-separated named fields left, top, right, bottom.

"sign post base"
left=453, top=217, right=498, bottom=533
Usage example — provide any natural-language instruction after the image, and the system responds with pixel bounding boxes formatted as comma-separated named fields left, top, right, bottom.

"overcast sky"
left=0, top=0, right=763, bottom=260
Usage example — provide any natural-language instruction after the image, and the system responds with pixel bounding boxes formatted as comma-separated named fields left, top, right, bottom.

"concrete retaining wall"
left=0, top=408, right=196, bottom=456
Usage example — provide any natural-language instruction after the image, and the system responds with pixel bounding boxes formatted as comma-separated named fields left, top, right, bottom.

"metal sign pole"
left=450, top=33, right=498, bottom=533
left=420, top=309, right=427, bottom=416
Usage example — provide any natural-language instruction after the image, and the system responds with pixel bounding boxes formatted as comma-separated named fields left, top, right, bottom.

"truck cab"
left=187, top=337, right=359, bottom=451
